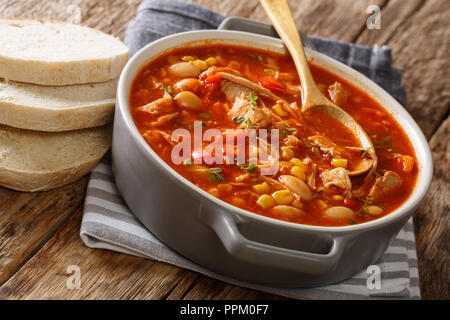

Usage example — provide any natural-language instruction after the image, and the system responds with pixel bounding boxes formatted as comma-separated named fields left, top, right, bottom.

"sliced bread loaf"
left=0, top=79, right=117, bottom=131
left=0, top=18, right=129, bottom=85
left=0, top=124, right=111, bottom=192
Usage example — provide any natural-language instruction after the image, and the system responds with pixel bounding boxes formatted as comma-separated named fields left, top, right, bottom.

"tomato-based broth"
left=130, top=44, right=418, bottom=227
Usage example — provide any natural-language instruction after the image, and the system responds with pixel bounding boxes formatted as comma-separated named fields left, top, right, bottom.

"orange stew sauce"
left=130, top=44, right=418, bottom=227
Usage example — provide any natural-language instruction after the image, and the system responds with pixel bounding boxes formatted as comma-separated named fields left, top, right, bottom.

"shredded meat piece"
left=369, top=171, right=402, bottom=200
left=135, top=95, right=174, bottom=117
left=328, top=82, right=348, bottom=106
left=320, top=167, right=352, bottom=197
left=226, top=91, right=271, bottom=128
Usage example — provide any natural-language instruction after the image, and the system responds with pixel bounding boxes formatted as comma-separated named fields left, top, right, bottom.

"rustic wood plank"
left=356, top=0, right=450, bottom=139
left=187, top=0, right=387, bottom=42
left=0, top=0, right=141, bottom=38
left=355, top=0, right=450, bottom=299
left=0, top=208, right=200, bottom=299
left=181, top=276, right=283, bottom=300
left=0, top=177, right=88, bottom=286
left=413, top=116, right=449, bottom=299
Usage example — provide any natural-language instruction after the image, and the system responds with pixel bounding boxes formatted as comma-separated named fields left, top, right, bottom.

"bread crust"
left=0, top=18, right=129, bottom=85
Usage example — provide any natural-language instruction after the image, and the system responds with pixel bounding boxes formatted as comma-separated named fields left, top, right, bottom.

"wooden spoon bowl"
left=260, top=0, right=377, bottom=178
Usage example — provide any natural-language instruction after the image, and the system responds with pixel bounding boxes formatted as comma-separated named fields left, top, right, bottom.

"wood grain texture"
left=0, top=208, right=280, bottom=299
left=0, top=0, right=141, bottom=38
left=356, top=0, right=450, bottom=139
left=0, top=177, right=88, bottom=286
left=413, top=117, right=449, bottom=299
left=0, top=0, right=448, bottom=300
left=355, top=0, right=450, bottom=299
left=187, top=0, right=387, bottom=42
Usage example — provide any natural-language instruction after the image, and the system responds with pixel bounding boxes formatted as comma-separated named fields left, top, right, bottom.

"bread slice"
left=0, top=78, right=117, bottom=131
left=0, top=18, right=129, bottom=85
left=0, top=124, right=111, bottom=192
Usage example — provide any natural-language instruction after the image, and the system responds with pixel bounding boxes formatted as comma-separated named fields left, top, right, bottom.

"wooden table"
left=0, top=0, right=448, bottom=300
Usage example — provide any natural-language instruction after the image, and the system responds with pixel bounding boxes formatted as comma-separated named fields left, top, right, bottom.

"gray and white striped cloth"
left=80, top=0, right=420, bottom=299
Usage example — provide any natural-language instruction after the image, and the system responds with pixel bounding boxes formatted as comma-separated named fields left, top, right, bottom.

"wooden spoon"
left=260, top=0, right=377, bottom=177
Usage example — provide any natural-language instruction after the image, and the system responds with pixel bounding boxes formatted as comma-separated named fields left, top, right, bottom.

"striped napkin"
left=80, top=0, right=420, bottom=299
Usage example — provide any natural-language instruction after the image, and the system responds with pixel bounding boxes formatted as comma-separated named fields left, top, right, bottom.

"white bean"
left=272, top=205, right=304, bottom=218
left=278, top=175, right=313, bottom=201
left=367, top=205, right=383, bottom=216
left=173, top=78, right=202, bottom=94
left=174, top=91, right=204, bottom=112
left=168, top=62, right=200, bottom=78
left=324, top=206, right=355, bottom=219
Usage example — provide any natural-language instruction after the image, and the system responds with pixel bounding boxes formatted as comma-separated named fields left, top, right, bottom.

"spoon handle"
left=260, top=0, right=324, bottom=107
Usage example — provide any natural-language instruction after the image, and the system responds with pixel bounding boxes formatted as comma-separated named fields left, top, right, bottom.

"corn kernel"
left=290, top=158, right=307, bottom=169
left=315, top=199, right=328, bottom=210
left=193, top=60, right=208, bottom=71
left=292, top=199, right=303, bottom=209
left=331, top=158, right=348, bottom=168
left=271, top=190, right=294, bottom=205
left=181, top=55, right=195, bottom=62
left=232, top=197, right=245, bottom=206
left=252, top=182, right=271, bottom=194
left=205, top=57, right=218, bottom=66
left=273, top=104, right=288, bottom=117
left=281, top=146, right=295, bottom=160
left=218, top=184, right=232, bottom=193
left=290, top=165, right=306, bottom=180
left=228, top=60, right=240, bottom=69
left=332, top=195, right=344, bottom=201
left=257, top=194, right=276, bottom=209
left=167, top=55, right=178, bottom=64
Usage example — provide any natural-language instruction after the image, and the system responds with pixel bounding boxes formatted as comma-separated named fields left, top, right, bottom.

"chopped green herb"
left=349, top=219, right=356, bottom=224
left=243, top=164, right=258, bottom=173
left=232, top=116, right=245, bottom=124
left=208, top=167, right=224, bottom=183
left=375, top=135, right=392, bottom=148
left=183, top=159, right=193, bottom=167
left=257, top=55, right=263, bottom=62
left=199, top=113, right=211, bottom=119
left=201, top=121, right=208, bottom=127
left=247, top=92, right=258, bottom=107
left=160, top=84, right=172, bottom=93
left=245, top=118, right=252, bottom=125
left=312, top=147, right=319, bottom=155
left=173, top=122, right=186, bottom=127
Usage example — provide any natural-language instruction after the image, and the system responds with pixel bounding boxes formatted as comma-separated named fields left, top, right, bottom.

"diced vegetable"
left=205, top=57, right=218, bottom=66
left=290, top=165, right=306, bottom=180
left=272, top=190, right=294, bottom=205
left=252, top=182, right=271, bottom=194
left=395, top=155, right=414, bottom=173
left=257, top=77, right=286, bottom=95
left=273, top=104, right=288, bottom=117
left=331, top=158, right=348, bottom=168
left=281, top=146, right=295, bottom=160
left=257, top=194, right=276, bottom=209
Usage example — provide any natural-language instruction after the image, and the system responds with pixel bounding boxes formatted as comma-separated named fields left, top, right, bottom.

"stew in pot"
left=130, top=44, right=418, bottom=227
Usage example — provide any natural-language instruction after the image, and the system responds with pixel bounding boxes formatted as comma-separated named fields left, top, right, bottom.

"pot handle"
left=199, top=206, right=347, bottom=275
